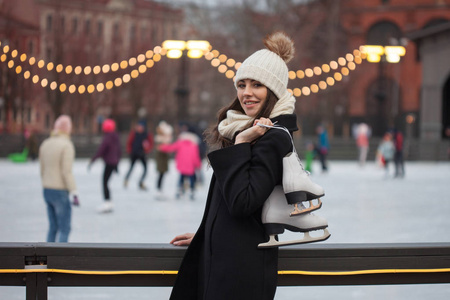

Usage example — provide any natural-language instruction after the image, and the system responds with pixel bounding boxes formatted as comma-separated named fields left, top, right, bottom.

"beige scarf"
left=218, top=92, right=296, bottom=140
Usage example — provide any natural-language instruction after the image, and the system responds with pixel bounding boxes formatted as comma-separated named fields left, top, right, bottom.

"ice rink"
left=1, top=158, right=449, bottom=299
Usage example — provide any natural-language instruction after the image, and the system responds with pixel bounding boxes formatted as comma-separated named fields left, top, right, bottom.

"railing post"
left=25, top=273, right=36, bottom=300
left=36, top=273, right=48, bottom=300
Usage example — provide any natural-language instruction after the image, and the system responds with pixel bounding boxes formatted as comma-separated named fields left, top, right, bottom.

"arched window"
left=366, top=21, right=402, bottom=45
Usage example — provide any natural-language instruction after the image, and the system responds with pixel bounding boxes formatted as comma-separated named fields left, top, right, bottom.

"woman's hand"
left=235, top=117, right=273, bottom=145
left=170, top=233, right=195, bottom=246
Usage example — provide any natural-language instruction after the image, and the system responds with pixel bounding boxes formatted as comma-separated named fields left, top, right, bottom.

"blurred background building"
left=1, top=0, right=450, bottom=159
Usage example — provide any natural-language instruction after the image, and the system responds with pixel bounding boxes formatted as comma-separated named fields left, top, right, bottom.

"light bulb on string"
left=47, top=62, right=54, bottom=71
left=78, top=85, right=86, bottom=94
left=103, top=80, right=112, bottom=89
left=87, top=84, right=95, bottom=93
left=102, top=64, right=110, bottom=73
left=96, top=83, right=105, bottom=92
left=59, top=83, right=67, bottom=92
left=123, top=74, right=131, bottom=83
left=289, top=71, right=296, bottom=80
left=69, top=85, right=76, bottom=94
left=138, top=65, right=147, bottom=73
left=74, top=66, right=82, bottom=75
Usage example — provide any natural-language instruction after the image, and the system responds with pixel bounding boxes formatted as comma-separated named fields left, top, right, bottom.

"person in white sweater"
left=39, top=115, right=78, bottom=242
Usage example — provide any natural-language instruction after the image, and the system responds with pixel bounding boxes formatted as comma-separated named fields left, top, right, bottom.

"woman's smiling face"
left=237, top=79, right=268, bottom=118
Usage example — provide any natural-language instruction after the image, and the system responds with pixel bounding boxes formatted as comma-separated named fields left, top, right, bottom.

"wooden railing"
left=1, top=242, right=450, bottom=300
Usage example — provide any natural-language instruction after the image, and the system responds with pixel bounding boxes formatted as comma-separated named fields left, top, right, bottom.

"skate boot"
left=175, top=188, right=184, bottom=199
left=258, top=186, right=330, bottom=248
left=97, top=201, right=114, bottom=214
left=139, top=182, right=147, bottom=191
left=283, top=152, right=324, bottom=216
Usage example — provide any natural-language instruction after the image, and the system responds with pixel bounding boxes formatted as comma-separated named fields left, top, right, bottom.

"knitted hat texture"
left=234, top=32, right=295, bottom=100
left=54, top=115, right=72, bottom=134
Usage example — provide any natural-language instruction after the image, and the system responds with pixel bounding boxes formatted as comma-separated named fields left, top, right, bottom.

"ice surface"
left=1, top=158, right=449, bottom=299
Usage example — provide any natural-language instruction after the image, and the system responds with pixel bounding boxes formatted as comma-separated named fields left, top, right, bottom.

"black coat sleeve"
left=207, top=129, right=292, bottom=218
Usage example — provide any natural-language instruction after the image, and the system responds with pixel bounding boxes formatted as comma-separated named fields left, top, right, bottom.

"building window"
left=113, top=22, right=120, bottom=39
left=85, top=19, right=91, bottom=35
left=46, top=14, right=53, bottom=32
left=172, top=26, right=177, bottom=39
left=45, top=113, right=51, bottom=129
left=97, top=21, right=103, bottom=38
left=141, top=25, right=146, bottom=42
left=28, top=40, right=34, bottom=55
left=26, top=107, right=32, bottom=123
left=46, top=47, right=52, bottom=61
left=72, top=17, right=78, bottom=34
left=151, top=26, right=157, bottom=44
left=84, top=116, right=89, bottom=130
left=130, top=24, right=136, bottom=41
left=60, top=16, right=65, bottom=34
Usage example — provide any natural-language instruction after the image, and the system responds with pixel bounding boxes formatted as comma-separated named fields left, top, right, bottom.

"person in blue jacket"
left=124, top=120, right=153, bottom=190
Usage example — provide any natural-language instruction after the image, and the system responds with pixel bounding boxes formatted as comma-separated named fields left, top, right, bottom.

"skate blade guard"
left=289, top=198, right=323, bottom=216
left=258, top=228, right=330, bottom=248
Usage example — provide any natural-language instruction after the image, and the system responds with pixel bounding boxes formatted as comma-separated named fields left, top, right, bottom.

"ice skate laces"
left=257, top=123, right=309, bottom=174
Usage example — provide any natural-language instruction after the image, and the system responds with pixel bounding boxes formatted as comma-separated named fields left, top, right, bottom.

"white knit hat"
left=234, top=32, right=295, bottom=100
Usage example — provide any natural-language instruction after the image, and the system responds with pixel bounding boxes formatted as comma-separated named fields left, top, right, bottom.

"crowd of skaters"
left=23, top=112, right=410, bottom=243
left=37, top=114, right=204, bottom=242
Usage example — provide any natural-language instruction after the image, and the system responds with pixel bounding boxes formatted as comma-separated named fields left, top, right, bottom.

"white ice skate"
left=256, top=123, right=325, bottom=217
left=97, top=202, right=114, bottom=214
left=258, top=186, right=330, bottom=248
left=283, top=151, right=324, bottom=216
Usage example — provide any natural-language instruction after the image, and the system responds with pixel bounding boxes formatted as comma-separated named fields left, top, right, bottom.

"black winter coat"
left=170, top=114, right=298, bottom=300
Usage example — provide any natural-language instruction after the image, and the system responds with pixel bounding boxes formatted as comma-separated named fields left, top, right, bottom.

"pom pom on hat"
left=102, top=119, right=116, bottom=133
left=54, top=115, right=72, bottom=134
left=234, top=31, right=295, bottom=99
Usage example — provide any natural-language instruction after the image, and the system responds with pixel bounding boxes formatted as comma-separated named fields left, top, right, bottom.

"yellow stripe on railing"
left=1, top=268, right=450, bottom=276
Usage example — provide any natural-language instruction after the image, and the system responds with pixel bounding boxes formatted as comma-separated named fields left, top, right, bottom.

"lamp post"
left=361, top=44, right=406, bottom=131
left=162, top=40, right=210, bottom=122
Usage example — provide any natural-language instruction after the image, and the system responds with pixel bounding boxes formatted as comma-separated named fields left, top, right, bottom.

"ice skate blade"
left=258, top=229, right=330, bottom=248
left=290, top=199, right=322, bottom=216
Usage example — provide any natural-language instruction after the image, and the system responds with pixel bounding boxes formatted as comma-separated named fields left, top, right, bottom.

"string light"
left=0, top=43, right=366, bottom=96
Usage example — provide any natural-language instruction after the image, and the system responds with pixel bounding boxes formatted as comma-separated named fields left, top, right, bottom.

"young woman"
left=169, top=32, right=298, bottom=300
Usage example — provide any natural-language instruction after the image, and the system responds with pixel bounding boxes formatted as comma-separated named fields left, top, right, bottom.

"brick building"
left=1, top=0, right=450, bottom=141
left=340, top=0, right=450, bottom=138
left=1, top=0, right=184, bottom=134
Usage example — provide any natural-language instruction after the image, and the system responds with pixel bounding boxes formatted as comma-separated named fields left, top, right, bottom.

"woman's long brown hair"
left=204, top=89, right=279, bottom=150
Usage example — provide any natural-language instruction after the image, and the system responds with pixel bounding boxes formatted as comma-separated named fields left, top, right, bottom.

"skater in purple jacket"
left=89, top=119, right=122, bottom=213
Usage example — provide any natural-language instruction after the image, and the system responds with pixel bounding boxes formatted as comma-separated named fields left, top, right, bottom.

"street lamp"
left=162, top=40, right=210, bottom=121
left=361, top=44, right=406, bottom=131
left=360, top=45, right=406, bottom=63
